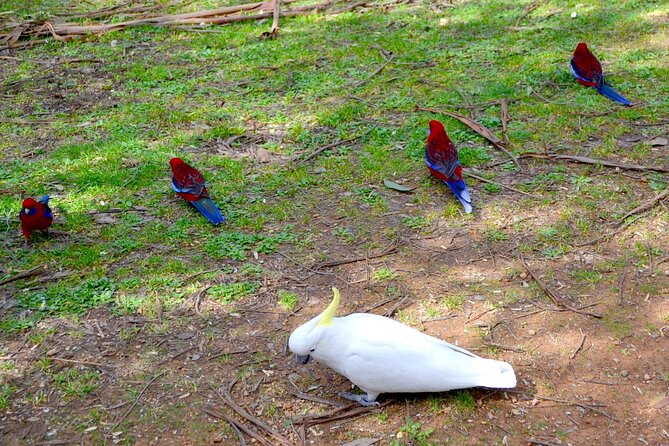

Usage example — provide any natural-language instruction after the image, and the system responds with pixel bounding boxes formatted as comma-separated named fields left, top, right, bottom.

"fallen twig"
left=383, top=295, right=410, bottom=317
left=0, top=0, right=371, bottom=50
left=416, top=105, right=520, bottom=168
left=50, top=356, right=109, bottom=368
left=514, top=1, right=541, bottom=27
left=292, top=400, right=391, bottom=426
left=575, top=215, right=641, bottom=247
left=521, top=152, right=669, bottom=173
left=112, top=371, right=165, bottom=431
left=619, top=188, right=669, bottom=221
left=210, top=383, right=293, bottom=446
left=294, top=126, right=375, bottom=164
left=0, top=264, right=47, bottom=287
left=229, top=416, right=249, bottom=446
left=520, top=257, right=602, bottom=318
left=291, top=391, right=345, bottom=407
left=569, top=330, right=586, bottom=360
left=618, top=267, right=628, bottom=305
left=159, top=346, right=196, bottom=365
left=208, top=349, right=251, bottom=361
left=482, top=342, right=525, bottom=353
left=500, top=99, right=510, bottom=144
left=205, top=406, right=272, bottom=446
left=465, top=171, right=540, bottom=198
left=313, top=245, right=398, bottom=269
left=353, top=47, right=394, bottom=87
left=517, top=392, right=618, bottom=422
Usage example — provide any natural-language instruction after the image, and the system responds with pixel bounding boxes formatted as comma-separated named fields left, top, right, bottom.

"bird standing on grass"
left=570, top=42, right=631, bottom=106
left=169, top=157, right=225, bottom=225
left=19, top=195, right=53, bottom=247
left=289, top=288, right=516, bottom=406
left=425, top=120, right=473, bottom=213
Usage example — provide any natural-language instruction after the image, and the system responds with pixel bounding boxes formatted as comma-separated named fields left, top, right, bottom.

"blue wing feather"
left=191, top=198, right=225, bottom=225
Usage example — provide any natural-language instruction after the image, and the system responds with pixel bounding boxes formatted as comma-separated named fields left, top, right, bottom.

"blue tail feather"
left=191, top=198, right=226, bottom=225
left=446, top=179, right=473, bottom=214
left=597, top=84, right=631, bottom=106
left=38, top=195, right=53, bottom=219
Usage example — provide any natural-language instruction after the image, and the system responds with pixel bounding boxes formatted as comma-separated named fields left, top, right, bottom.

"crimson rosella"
left=425, top=120, right=472, bottom=213
left=19, top=195, right=53, bottom=247
left=570, top=42, right=631, bottom=106
left=169, top=157, right=225, bottom=225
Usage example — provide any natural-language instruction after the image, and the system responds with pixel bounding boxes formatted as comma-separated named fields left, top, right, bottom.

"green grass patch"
left=208, top=282, right=260, bottom=304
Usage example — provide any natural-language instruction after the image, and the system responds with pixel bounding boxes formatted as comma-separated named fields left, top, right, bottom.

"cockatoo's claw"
left=337, top=391, right=380, bottom=407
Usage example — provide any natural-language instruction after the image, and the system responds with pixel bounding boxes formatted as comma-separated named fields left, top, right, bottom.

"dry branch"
left=312, top=245, right=398, bottom=269
left=293, top=126, right=375, bottom=164
left=292, top=400, right=391, bottom=426
left=210, top=383, right=293, bottom=446
left=575, top=215, right=641, bottom=247
left=0, top=0, right=371, bottom=50
left=205, top=407, right=273, bottom=446
left=520, top=257, right=602, bottom=318
left=416, top=105, right=520, bottom=167
left=619, top=188, right=669, bottom=221
left=521, top=152, right=669, bottom=173
left=569, top=330, right=586, bottom=360
left=112, top=371, right=165, bottom=431
left=0, top=264, right=47, bottom=287
left=465, top=171, right=540, bottom=198
left=500, top=99, right=510, bottom=144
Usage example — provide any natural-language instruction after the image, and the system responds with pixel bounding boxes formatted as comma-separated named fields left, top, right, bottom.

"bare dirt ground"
left=2, top=188, right=669, bottom=446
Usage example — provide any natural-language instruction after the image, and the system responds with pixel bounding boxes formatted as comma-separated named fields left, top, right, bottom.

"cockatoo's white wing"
left=314, top=313, right=516, bottom=398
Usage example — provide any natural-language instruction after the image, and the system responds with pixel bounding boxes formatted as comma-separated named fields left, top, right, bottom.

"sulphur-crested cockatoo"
left=289, top=288, right=517, bottom=406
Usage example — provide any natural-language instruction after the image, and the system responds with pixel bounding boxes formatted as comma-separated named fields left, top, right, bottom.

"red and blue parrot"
left=570, top=42, right=631, bottom=106
left=19, top=195, right=53, bottom=247
left=425, top=120, right=472, bottom=213
left=169, top=157, right=225, bottom=225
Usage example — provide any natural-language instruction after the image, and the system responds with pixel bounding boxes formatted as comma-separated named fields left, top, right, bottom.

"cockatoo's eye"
left=310, top=348, right=315, bottom=352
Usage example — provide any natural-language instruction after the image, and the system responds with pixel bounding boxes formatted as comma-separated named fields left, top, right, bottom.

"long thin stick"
left=620, top=188, right=669, bottom=221
left=210, top=383, right=293, bottom=446
left=520, top=257, right=602, bottom=318
left=313, top=245, right=398, bottom=269
left=112, top=372, right=165, bottom=431
left=50, top=357, right=109, bottom=368
left=270, top=0, right=281, bottom=34
left=522, top=152, right=669, bottom=173
left=204, top=407, right=272, bottom=446
left=294, top=127, right=375, bottom=164
left=465, top=172, right=540, bottom=198
left=569, top=330, right=586, bottom=360
left=0, top=264, right=46, bottom=287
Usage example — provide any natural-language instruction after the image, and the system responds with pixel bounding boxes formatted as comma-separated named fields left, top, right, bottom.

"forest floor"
left=1, top=0, right=668, bottom=445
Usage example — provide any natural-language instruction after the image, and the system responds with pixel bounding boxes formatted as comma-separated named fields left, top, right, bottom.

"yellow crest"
left=317, top=287, right=340, bottom=326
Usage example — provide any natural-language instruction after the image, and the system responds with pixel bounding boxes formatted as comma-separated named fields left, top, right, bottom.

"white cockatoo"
left=289, top=288, right=517, bottom=406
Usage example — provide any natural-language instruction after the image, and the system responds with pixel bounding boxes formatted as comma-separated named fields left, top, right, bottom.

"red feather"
left=19, top=198, right=53, bottom=240
left=426, top=120, right=462, bottom=182
left=571, top=42, right=602, bottom=87
left=169, top=158, right=210, bottom=202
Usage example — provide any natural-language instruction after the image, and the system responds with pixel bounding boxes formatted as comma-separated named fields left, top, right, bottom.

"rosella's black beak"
left=295, top=354, right=311, bottom=364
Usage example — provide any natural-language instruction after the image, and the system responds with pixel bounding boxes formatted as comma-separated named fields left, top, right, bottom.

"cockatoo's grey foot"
left=337, top=391, right=380, bottom=407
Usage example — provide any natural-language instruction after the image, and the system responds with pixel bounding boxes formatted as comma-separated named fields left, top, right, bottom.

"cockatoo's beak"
left=295, top=354, right=311, bottom=364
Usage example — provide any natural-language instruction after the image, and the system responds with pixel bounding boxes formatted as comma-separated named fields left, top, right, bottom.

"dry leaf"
left=649, top=137, right=668, bottom=147
left=383, top=179, right=417, bottom=192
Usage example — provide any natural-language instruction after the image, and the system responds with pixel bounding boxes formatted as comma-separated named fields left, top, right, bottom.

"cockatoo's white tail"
left=471, top=358, right=516, bottom=389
